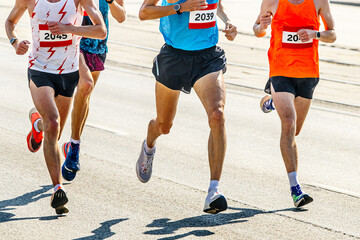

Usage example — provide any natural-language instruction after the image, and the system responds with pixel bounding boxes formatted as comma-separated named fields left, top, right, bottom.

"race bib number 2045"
left=189, top=3, right=218, bottom=29
left=39, top=24, right=73, bottom=48
left=282, top=26, right=314, bottom=49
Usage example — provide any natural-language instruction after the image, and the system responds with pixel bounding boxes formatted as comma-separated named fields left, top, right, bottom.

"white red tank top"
left=29, top=0, right=82, bottom=74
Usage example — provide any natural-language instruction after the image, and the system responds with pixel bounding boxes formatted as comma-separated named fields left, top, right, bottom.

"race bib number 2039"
left=189, top=3, right=218, bottom=29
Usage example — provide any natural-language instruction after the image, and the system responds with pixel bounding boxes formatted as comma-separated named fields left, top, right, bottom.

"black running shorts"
left=264, top=76, right=319, bottom=99
left=152, top=44, right=227, bottom=94
left=28, top=69, right=79, bottom=97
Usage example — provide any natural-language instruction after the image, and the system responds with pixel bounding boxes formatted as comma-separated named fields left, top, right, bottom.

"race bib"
left=189, top=3, right=217, bottom=29
left=282, top=26, right=314, bottom=49
left=39, top=24, right=72, bottom=48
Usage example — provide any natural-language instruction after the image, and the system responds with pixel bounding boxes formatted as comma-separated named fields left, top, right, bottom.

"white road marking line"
left=304, top=183, right=360, bottom=199
left=85, top=123, right=128, bottom=136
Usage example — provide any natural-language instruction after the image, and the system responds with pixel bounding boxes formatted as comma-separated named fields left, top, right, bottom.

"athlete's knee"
left=281, top=118, right=296, bottom=135
left=78, top=76, right=94, bottom=96
left=208, top=107, right=225, bottom=130
left=43, top=115, right=60, bottom=135
left=157, top=121, right=173, bottom=135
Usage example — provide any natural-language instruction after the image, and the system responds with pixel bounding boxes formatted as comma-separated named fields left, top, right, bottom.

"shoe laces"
left=291, top=185, right=303, bottom=196
left=141, top=152, right=154, bottom=173
left=69, top=143, right=80, bottom=158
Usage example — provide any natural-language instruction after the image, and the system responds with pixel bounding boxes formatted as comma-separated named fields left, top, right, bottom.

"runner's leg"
left=29, top=81, right=70, bottom=186
left=270, top=84, right=297, bottom=173
left=71, top=54, right=101, bottom=140
left=294, top=97, right=311, bottom=136
left=193, top=71, right=226, bottom=181
left=146, top=81, right=180, bottom=148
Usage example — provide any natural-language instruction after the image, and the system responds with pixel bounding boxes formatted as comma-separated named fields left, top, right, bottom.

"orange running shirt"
left=268, top=0, right=320, bottom=78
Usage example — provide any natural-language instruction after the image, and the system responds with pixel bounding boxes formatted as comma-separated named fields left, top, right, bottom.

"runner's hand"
left=15, top=40, right=30, bottom=55
left=181, top=0, right=208, bottom=12
left=259, top=11, right=272, bottom=31
left=297, top=29, right=316, bottom=42
left=223, top=22, right=237, bottom=41
left=48, top=22, right=71, bottom=35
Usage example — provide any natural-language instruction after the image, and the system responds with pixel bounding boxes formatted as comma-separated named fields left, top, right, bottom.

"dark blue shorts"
left=28, top=69, right=79, bottom=97
left=265, top=76, right=319, bottom=99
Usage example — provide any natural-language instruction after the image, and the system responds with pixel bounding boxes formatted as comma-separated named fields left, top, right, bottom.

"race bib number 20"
left=39, top=24, right=72, bottom=48
left=189, top=3, right=218, bottom=29
left=282, top=26, right=314, bottom=49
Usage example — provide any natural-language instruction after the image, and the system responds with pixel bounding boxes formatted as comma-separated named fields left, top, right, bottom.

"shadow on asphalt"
left=0, top=184, right=70, bottom=223
left=144, top=206, right=307, bottom=239
left=73, top=218, right=129, bottom=240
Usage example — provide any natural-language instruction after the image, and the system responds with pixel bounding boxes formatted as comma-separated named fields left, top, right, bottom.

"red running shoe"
left=26, top=107, right=43, bottom=152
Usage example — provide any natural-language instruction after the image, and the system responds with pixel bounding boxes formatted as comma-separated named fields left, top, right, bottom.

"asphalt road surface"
left=0, top=1, right=359, bottom=239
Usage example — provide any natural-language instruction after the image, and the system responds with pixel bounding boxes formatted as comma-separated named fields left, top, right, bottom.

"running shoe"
left=61, top=142, right=80, bottom=181
left=26, top=107, right=43, bottom=152
left=51, top=185, right=69, bottom=214
left=203, top=188, right=228, bottom=214
left=291, top=185, right=313, bottom=208
left=136, top=140, right=155, bottom=183
left=260, top=95, right=275, bottom=113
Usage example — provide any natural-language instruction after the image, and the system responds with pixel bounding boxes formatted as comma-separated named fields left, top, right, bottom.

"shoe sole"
left=28, top=107, right=38, bottom=121
left=55, top=205, right=69, bottom=214
left=296, top=194, right=313, bottom=208
left=62, top=142, right=68, bottom=158
left=203, top=195, right=228, bottom=214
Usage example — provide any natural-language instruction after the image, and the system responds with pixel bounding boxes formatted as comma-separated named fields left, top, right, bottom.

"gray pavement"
left=0, top=1, right=359, bottom=239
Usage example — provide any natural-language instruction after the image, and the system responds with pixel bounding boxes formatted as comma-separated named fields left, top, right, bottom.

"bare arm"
left=5, top=0, right=31, bottom=55
left=218, top=0, right=237, bottom=41
left=49, top=0, right=107, bottom=40
left=108, top=0, right=126, bottom=23
left=253, top=0, right=273, bottom=38
left=138, top=0, right=207, bottom=21
left=318, top=0, right=336, bottom=43
left=297, top=0, right=336, bottom=43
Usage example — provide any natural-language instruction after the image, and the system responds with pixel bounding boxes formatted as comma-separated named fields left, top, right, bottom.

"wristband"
left=106, top=0, right=114, bottom=3
left=10, top=37, right=18, bottom=45
left=315, top=31, right=321, bottom=39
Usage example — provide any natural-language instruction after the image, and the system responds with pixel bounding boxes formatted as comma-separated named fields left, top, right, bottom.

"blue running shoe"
left=62, top=142, right=80, bottom=181
left=260, top=95, right=275, bottom=113
left=291, top=185, right=313, bottom=208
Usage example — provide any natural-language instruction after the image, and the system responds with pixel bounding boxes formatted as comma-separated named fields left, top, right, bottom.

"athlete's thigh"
left=91, top=71, right=101, bottom=86
left=270, top=83, right=296, bottom=121
left=155, top=81, right=180, bottom=123
left=55, top=94, right=73, bottom=134
left=29, top=80, right=58, bottom=120
left=78, top=53, right=94, bottom=86
left=193, top=71, right=225, bottom=116
left=294, top=96, right=311, bottom=134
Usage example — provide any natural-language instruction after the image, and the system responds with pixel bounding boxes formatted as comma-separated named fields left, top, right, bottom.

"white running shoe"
left=136, top=140, right=155, bottom=183
left=203, top=188, right=228, bottom=214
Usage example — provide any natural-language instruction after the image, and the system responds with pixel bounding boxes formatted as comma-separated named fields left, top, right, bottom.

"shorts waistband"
left=165, top=44, right=217, bottom=56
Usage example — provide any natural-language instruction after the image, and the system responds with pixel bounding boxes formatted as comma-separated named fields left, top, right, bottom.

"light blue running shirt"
left=160, top=0, right=219, bottom=51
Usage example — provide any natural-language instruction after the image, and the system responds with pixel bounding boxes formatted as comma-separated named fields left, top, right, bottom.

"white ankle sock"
left=33, top=118, right=41, bottom=132
left=144, top=140, right=155, bottom=155
left=209, top=180, right=219, bottom=191
left=53, top=184, right=65, bottom=192
left=70, top=138, right=81, bottom=144
left=288, top=172, right=299, bottom=187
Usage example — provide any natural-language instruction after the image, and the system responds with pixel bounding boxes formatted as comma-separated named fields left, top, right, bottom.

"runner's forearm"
left=318, top=29, right=336, bottom=43
left=139, top=5, right=176, bottom=20
left=69, top=25, right=107, bottom=39
left=217, top=1, right=230, bottom=24
left=253, top=23, right=267, bottom=38
left=109, top=0, right=126, bottom=23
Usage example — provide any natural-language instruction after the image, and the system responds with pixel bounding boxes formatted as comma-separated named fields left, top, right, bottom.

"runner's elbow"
left=99, top=27, right=107, bottom=40
left=139, top=7, right=151, bottom=21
